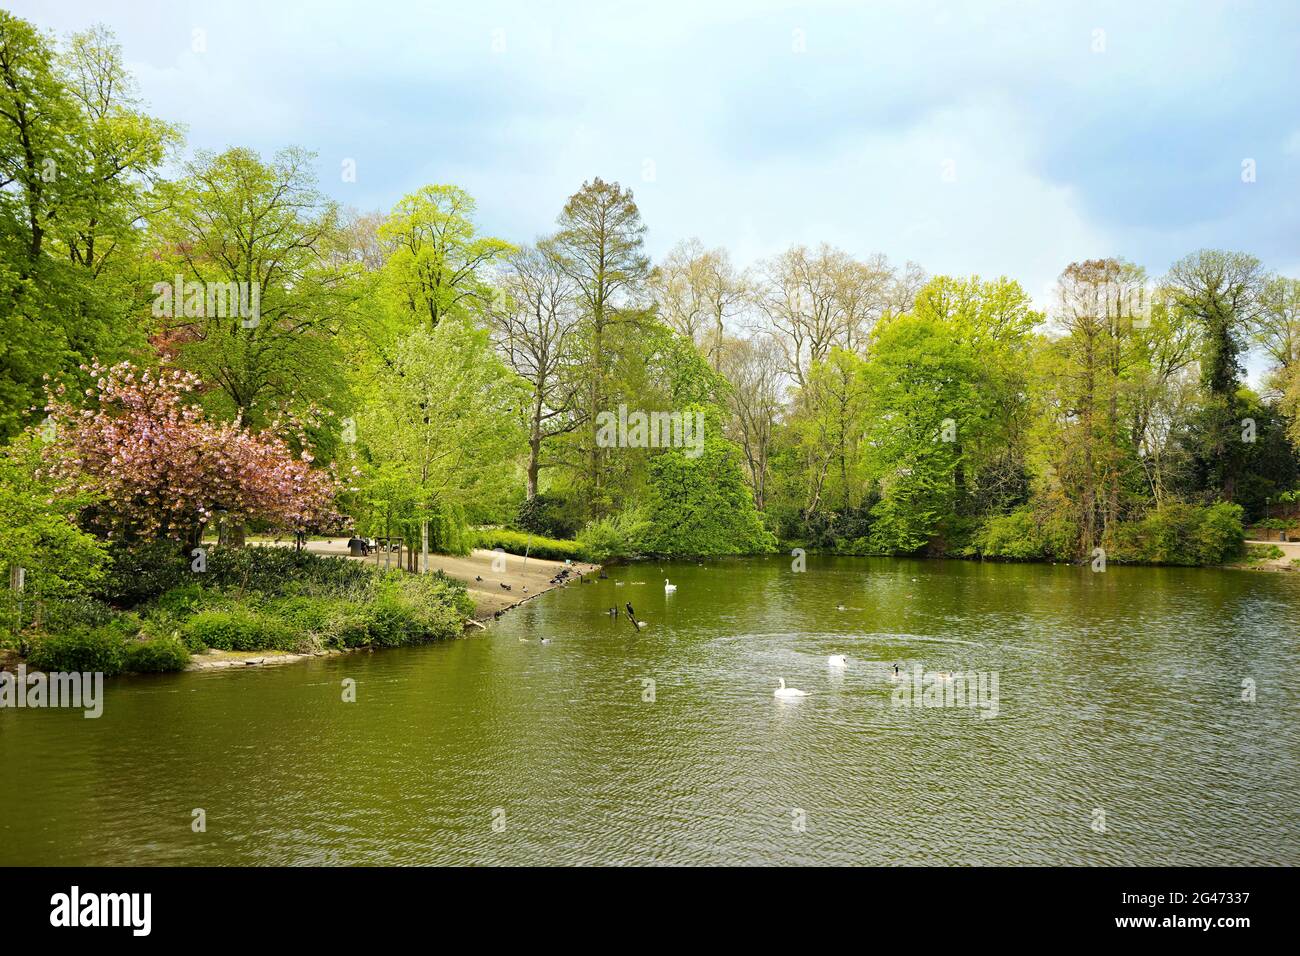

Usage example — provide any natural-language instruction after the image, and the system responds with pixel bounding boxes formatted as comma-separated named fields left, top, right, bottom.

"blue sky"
left=15, top=0, right=1300, bottom=302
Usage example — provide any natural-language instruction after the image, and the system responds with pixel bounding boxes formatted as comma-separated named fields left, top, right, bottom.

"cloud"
left=10, top=0, right=1299, bottom=298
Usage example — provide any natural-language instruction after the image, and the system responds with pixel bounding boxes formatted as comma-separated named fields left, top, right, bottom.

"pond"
left=1, top=556, right=1296, bottom=865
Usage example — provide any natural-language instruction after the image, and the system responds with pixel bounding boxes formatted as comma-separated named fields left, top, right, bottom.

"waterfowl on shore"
left=500, top=582, right=512, bottom=591
left=774, top=678, right=808, bottom=699
left=475, top=575, right=482, bottom=582
left=664, top=579, right=677, bottom=592
left=828, top=654, right=847, bottom=667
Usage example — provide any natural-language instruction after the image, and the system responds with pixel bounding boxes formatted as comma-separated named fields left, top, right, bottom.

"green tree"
left=356, top=318, right=525, bottom=568
left=152, top=146, right=349, bottom=427
left=377, top=184, right=513, bottom=333
left=553, top=178, right=650, bottom=508
left=632, top=406, right=776, bottom=556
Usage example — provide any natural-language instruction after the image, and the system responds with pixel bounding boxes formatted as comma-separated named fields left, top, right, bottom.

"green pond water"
left=1, top=556, right=1297, bottom=866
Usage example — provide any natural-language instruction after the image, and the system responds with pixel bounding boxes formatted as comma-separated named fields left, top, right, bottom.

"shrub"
left=125, top=637, right=190, bottom=673
left=185, top=607, right=304, bottom=652
left=576, top=512, right=651, bottom=563
left=35, top=596, right=124, bottom=632
left=975, top=508, right=1045, bottom=561
left=206, top=547, right=372, bottom=597
left=1111, top=501, right=1245, bottom=566
left=473, top=528, right=586, bottom=563
left=515, top=493, right=581, bottom=540
left=1245, top=544, right=1284, bottom=562
left=97, top=540, right=190, bottom=607
left=27, top=627, right=129, bottom=676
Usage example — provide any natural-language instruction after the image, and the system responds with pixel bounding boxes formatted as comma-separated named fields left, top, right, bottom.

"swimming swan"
left=774, top=678, right=808, bottom=698
left=664, top=579, right=677, bottom=592
left=827, top=654, right=847, bottom=667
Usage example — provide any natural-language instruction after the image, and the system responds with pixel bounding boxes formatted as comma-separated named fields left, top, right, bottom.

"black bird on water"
left=624, top=602, right=644, bottom=631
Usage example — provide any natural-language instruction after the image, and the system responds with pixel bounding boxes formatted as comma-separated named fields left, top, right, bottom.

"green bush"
left=97, top=540, right=190, bottom=607
left=205, top=547, right=372, bottom=597
left=473, top=528, right=587, bottom=563
left=125, top=637, right=190, bottom=673
left=1244, top=543, right=1285, bottom=562
left=1111, top=502, right=1245, bottom=566
left=185, top=607, right=304, bottom=652
left=975, top=508, right=1045, bottom=561
left=36, top=596, right=124, bottom=632
left=576, top=512, right=648, bottom=562
left=27, top=627, right=129, bottom=676
left=515, top=493, right=581, bottom=539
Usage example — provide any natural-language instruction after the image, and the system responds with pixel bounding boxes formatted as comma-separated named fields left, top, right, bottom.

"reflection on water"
left=1, top=556, right=1297, bottom=865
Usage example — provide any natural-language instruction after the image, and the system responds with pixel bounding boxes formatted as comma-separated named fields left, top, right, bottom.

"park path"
left=295, top=539, right=599, bottom=620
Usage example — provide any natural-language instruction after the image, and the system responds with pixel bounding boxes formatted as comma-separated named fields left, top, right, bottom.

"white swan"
left=664, top=579, right=677, bottom=592
left=827, top=654, right=847, bottom=667
left=774, top=678, right=808, bottom=698
left=540, top=638, right=551, bottom=645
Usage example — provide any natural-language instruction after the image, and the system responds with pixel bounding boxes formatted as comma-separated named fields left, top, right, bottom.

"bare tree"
left=752, top=243, right=849, bottom=390
left=490, top=240, right=584, bottom=499
left=717, top=334, right=783, bottom=509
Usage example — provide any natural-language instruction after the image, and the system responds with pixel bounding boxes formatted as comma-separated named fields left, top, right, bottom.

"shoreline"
left=181, top=544, right=600, bottom=672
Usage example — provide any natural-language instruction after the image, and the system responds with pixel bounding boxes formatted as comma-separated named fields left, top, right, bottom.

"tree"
left=1253, top=275, right=1300, bottom=396
left=632, top=406, right=776, bottom=556
left=489, top=240, right=583, bottom=500
left=553, top=178, right=650, bottom=505
left=152, top=147, right=349, bottom=427
left=0, top=15, right=174, bottom=440
left=377, top=184, right=513, bottom=332
left=40, top=361, right=340, bottom=545
left=0, top=434, right=108, bottom=614
left=858, top=314, right=991, bottom=553
left=1165, top=249, right=1265, bottom=501
left=716, top=334, right=782, bottom=510
left=357, top=319, right=524, bottom=570
left=650, top=238, right=748, bottom=368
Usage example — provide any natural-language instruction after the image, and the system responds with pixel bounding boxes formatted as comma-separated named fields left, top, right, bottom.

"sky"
left=13, top=0, right=1300, bottom=305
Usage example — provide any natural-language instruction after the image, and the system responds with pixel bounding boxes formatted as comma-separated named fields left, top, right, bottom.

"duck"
left=835, top=604, right=846, bottom=611
left=539, top=638, right=551, bottom=645
left=774, top=678, right=808, bottom=699
left=827, top=654, right=847, bottom=667
left=664, top=579, right=677, bottom=592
